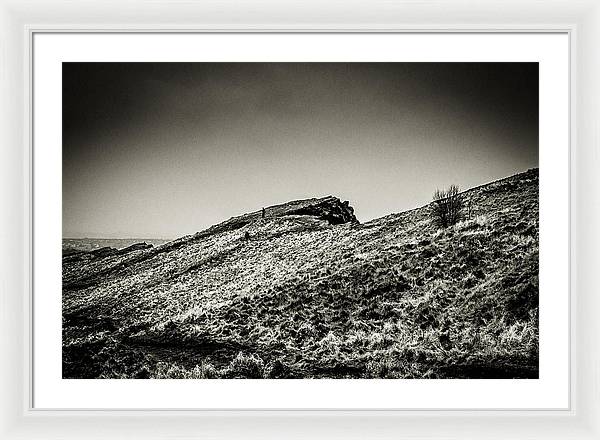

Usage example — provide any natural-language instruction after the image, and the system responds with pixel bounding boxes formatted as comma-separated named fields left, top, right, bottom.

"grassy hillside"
left=63, top=169, right=539, bottom=379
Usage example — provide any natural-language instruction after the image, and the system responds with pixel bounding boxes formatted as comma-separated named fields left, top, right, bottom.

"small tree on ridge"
left=431, top=184, right=464, bottom=228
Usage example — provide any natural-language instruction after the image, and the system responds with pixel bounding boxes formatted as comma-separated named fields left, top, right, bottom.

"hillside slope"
left=63, top=169, right=539, bottom=379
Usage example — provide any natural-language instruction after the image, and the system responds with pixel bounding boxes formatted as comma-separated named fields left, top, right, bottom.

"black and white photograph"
left=62, top=62, right=539, bottom=380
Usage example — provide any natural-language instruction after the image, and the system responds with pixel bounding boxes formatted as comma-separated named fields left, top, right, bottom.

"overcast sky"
left=63, top=62, right=538, bottom=239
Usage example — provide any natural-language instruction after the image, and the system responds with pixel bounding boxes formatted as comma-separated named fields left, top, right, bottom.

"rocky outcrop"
left=284, top=196, right=358, bottom=225
left=199, top=196, right=359, bottom=238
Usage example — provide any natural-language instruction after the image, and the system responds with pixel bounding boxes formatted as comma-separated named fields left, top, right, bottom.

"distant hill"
left=63, top=238, right=170, bottom=255
left=63, top=169, right=539, bottom=379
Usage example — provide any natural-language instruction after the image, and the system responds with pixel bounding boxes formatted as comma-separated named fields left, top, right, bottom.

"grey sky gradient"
left=63, top=62, right=538, bottom=239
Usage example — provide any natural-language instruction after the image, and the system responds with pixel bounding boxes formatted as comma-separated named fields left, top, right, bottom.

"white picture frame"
left=1, top=0, right=598, bottom=438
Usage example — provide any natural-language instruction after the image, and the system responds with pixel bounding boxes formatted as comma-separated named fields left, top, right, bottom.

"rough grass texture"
left=63, top=169, right=539, bottom=379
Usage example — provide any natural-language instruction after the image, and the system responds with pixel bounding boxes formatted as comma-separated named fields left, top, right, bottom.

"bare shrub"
left=431, top=185, right=464, bottom=228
